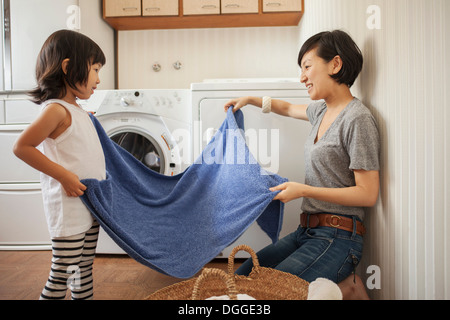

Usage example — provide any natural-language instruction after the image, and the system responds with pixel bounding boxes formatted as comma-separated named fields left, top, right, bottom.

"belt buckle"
left=330, top=215, right=341, bottom=227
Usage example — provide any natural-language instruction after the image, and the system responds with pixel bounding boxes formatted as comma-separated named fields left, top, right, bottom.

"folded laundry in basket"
left=80, top=108, right=288, bottom=279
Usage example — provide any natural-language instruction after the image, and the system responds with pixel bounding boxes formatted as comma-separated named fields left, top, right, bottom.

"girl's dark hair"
left=298, top=30, right=363, bottom=88
left=29, top=29, right=106, bottom=104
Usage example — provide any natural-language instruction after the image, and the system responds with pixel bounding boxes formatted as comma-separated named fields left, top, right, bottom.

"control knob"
left=120, top=97, right=131, bottom=107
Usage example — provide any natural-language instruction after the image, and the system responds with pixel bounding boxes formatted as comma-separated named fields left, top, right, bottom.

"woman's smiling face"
left=300, top=48, right=341, bottom=101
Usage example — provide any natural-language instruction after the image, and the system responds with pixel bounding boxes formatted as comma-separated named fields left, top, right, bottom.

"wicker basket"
left=146, top=244, right=309, bottom=300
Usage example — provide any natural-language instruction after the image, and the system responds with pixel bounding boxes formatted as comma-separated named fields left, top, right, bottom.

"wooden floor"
left=0, top=250, right=242, bottom=300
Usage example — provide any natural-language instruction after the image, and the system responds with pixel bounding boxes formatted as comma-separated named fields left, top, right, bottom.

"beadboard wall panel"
left=298, top=0, right=449, bottom=300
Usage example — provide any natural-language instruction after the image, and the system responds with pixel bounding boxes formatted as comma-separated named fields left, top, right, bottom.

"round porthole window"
left=110, top=131, right=166, bottom=174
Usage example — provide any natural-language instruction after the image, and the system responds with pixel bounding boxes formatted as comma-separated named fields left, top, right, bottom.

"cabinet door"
left=183, top=0, right=220, bottom=15
left=7, top=0, right=78, bottom=91
left=0, top=124, right=40, bottom=183
left=262, top=0, right=302, bottom=12
left=221, top=0, right=259, bottom=14
left=0, top=184, right=50, bottom=247
left=104, top=0, right=141, bottom=17
left=142, top=0, right=178, bottom=16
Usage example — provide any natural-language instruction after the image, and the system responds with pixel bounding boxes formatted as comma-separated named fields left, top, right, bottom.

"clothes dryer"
left=82, top=89, right=192, bottom=253
left=191, top=79, right=312, bottom=258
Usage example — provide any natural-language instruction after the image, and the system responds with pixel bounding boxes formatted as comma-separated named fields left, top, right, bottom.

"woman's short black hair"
left=298, top=30, right=363, bottom=88
left=29, top=29, right=106, bottom=104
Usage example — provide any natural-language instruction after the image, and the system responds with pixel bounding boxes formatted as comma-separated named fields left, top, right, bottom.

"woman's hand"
left=58, top=170, right=87, bottom=197
left=224, top=97, right=251, bottom=113
left=270, top=182, right=309, bottom=203
left=270, top=170, right=380, bottom=207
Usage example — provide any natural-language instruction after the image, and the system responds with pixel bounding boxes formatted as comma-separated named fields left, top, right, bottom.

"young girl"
left=225, top=30, right=380, bottom=299
left=13, top=30, right=106, bottom=300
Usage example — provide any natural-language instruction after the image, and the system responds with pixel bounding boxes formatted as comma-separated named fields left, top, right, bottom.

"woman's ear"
left=61, top=58, right=70, bottom=75
left=330, top=55, right=343, bottom=75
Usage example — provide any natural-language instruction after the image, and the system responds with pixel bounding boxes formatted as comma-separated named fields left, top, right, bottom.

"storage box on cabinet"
left=221, top=0, right=259, bottom=14
left=102, top=0, right=304, bottom=29
left=262, top=0, right=302, bottom=12
left=183, top=0, right=220, bottom=15
left=142, top=0, right=178, bottom=16
left=104, top=0, right=141, bottom=17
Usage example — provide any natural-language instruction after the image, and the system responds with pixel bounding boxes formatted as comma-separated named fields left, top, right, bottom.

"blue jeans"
left=236, top=216, right=364, bottom=283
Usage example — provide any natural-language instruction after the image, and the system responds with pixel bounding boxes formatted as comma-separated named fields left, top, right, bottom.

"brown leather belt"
left=300, top=213, right=366, bottom=236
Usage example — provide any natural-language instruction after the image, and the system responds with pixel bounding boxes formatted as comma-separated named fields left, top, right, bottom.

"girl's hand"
left=58, top=170, right=87, bottom=197
left=270, top=182, right=309, bottom=203
left=224, top=97, right=249, bottom=113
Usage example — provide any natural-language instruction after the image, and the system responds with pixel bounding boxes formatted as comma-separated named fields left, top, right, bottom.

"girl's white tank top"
left=38, top=99, right=106, bottom=238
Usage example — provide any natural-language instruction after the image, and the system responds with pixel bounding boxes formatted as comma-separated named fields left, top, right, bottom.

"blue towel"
left=80, top=108, right=287, bottom=279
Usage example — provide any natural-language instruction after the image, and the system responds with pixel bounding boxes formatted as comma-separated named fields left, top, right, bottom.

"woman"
left=224, top=30, right=380, bottom=300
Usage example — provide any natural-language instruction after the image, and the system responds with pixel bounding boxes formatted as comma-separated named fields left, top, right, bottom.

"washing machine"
left=82, top=89, right=192, bottom=254
left=191, top=79, right=312, bottom=258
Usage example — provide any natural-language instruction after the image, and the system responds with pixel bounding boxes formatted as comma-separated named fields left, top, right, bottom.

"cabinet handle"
left=201, top=5, right=217, bottom=9
left=266, top=2, right=282, bottom=6
left=225, top=4, right=240, bottom=8
left=145, top=7, right=161, bottom=12
left=122, top=7, right=138, bottom=12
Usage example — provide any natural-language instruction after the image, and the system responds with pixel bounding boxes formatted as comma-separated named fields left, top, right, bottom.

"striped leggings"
left=40, top=221, right=100, bottom=300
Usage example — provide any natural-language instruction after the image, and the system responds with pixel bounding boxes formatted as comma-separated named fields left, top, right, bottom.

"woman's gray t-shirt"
left=301, top=98, right=380, bottom=220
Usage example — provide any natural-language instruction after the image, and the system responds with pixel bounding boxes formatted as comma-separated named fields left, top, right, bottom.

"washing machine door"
left=110, top=129, right=166, bottom=174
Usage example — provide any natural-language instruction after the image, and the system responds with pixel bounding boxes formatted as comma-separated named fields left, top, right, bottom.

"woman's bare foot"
left=338, top=274, right=370, bottom=300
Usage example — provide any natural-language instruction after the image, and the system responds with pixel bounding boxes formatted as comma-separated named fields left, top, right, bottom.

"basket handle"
left=227, top=244, right=260, bottom=275
left=191, top=268, right=238, bottom=300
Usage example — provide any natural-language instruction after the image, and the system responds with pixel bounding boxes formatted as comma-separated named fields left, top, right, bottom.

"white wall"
left=299, top=0, right=449, bottom=300
left=117, top=0, right=450, bottom=299
left=117, top=26, right=301, bottom=89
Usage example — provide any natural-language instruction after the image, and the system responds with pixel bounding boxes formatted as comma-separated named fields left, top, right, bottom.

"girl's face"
left=300, top=48, right=341, bottom=101
left=74, top=63, right=102, bottom=100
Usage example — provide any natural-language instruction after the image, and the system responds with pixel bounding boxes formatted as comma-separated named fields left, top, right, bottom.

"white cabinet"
left=0, top=184, right=50, bottom=248
left=2, top=0, right=79, bottom=92
left=0, top=125, right=40, bottom=183
left=142, top=0, right=178, bottom=16
left=0, top=1, right=79, bottom=249
left=183, top=0, right=220, bottom=15
left=221, top=0, right=259, bottom=14
left=262, top=0, right=302, bottom=12
left=0, top=123, right=50, bottom=249
left=104, top=0, right=141, bottom=17
left=5, top=99, right=40, bottom=124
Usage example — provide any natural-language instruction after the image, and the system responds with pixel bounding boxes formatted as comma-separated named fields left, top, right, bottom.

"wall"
left=116, top=0, right=449, bottom=299
left=117, top=26, right=301, bottom=89
left=298, top=0, right=449, bottom=300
